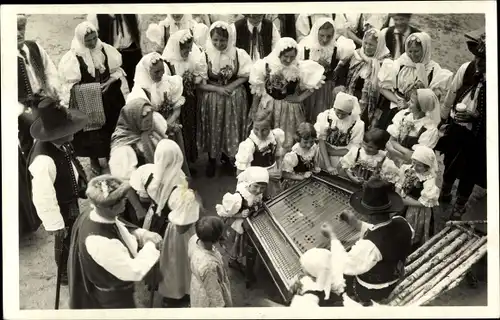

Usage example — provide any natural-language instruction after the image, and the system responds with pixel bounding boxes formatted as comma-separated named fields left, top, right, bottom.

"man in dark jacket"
left=380, top=14, right=420, bottom=59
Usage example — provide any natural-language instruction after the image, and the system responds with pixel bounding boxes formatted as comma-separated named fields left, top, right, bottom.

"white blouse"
left=85, top=210, right=160, bottom=282
left=249, top=59, right=325, bottom=97
left=340, top=147, right=399, bottom=184
left=396, top=164, right=440, bottom=208
left=282, top=143, right=321, bottom=173
left=86, top=14, right=142, bottom=50
left=295, top=14, right=344, bottom=42
left=314, top=110, right=365, bottom=149
left=58, top=42, right=127, bottom=106
left=18, top=42, right=62, bottom=99
left=378, top=58, right=453, bottom=109
left=297, top=35, right=356, bottom=65
left=215, top=184, right=263, bottom=218
left=198, top=47, right=253, bottom=80
left=163, top=43, right=206, bottom=80
left=235, top=128, right=286, bottom=171
left=387, top=110, right=439, bottom=150
left=28, top=154, right=79, bottom=232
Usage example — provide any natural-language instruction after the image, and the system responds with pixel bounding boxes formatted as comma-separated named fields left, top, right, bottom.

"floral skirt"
left=197, top=85, right=248, bottom=158
left=404, top=206, right=435, bottom=247
left=303, top=80, right=336, bottom=123
left=250, top=95, right=305, bottom=152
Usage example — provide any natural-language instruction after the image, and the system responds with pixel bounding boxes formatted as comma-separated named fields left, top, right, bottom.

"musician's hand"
left=143, top=231, right=163, bottom=246
left=396, top=99, right=407, bottom=110
left=49, top=228, right=68, bottom=239
left=454, top=111, right=476, bottom=123
left=241, top=209, right=250, bottom=219
left=339, top=210, right=360, bottom=229
left=304, top=171, right=313, bottom=179
left=320, top=222, right=336, bottom=239
left=327, top=166, right=338, bottom=175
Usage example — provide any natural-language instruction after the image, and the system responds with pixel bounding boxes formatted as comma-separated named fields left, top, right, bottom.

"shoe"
left=449, top=203, right=467, bottom=220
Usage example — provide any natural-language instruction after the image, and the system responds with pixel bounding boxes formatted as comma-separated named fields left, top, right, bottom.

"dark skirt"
left=18, top=148, right=41, bottom=236
left=72, top=80, right=125, bottom=158
left=374, top=96, right=399, bottom=131
left=180, top=93, right=198, bottom=164
left=119, top=43, right=143, bottom=91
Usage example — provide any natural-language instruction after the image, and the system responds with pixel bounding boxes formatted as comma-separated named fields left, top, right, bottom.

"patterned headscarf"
left=70, top=21, right=106, bottom=78
left=204, top=20, right=237, bottom=73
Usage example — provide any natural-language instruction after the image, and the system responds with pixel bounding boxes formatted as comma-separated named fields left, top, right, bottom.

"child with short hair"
left=215, top=166, right=269, bottom=272
left=340, top=128, right=399, bottom=186
left=282, top=122, right=321, bottom=189
left=188, top=216, right=233, bottom=308
left=235, top=110, right=285, bottom=198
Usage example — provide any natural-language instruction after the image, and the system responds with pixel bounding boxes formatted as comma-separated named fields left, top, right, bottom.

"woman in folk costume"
left=314, top=92, right=365, bottom=175
left=108, top=98, right=168, bottom=181
left=386, top=88, right=441, bottom=168
left=216, top=166, right=269, bottom=271
left=68, top=175, right=162, bottom=309
left=295, top=14, right=338, bottom=43
left=163, top=29, right=206, bottom=172
left=146, top=14, right=209, bottom=53
left=344, top=28, right=392, bottom=131
left=58, top=21, right=127, bottom=176
left=395, top=146, right=440, bottom=248
left=128, top=52, right=191, bottom=177
left=297, top=17, right=356, bottom=123
left=248, top=37, right=325, bottom=152
left=130, top=139, right=200, bottom=308
left=289, top=242, right=346, bottom=307
left=376, top=32, right=453, bottom=130
left=197, top=21, right=253, bottom=177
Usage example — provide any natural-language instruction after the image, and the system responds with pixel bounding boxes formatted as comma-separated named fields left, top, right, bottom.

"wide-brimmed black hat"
left=465, top=27, right=485, bottom=58
left=349, top=178, right=404, bottom=215
left=30, top=96, right=88, bottom=142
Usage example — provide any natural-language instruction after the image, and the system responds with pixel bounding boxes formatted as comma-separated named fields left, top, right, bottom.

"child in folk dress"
left=281, top=122, right=321, bottom=190
left=395, top=145, right=440, bottom=248
left=340, top=128, right=399, bottom=187
left=215, top=167, right=269, bottom=272
left=188, top=216, right=233, bottom=308
left=235, top=110, right=285, bottom=198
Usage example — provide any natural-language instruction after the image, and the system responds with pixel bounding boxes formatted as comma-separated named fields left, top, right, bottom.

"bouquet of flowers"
left=219, top=65, right=234, bottom=85
left=317, top=57, right=332, bottom=74
left=182, top=70, right=196, bottom=97
left=398, top=117, right=415, bottom=143
left=401, top=168, right=419, bottom=195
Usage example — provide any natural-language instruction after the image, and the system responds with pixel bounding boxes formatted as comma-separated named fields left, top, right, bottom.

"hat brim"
left=466, top=41, right=485, bottom=58
left=349, top=189, right=405, bottom=216
left=30, top=109, right=88, bottom=142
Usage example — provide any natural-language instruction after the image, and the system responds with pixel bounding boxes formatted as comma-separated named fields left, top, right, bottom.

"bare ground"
left=19, top=13, right=487, bottom=309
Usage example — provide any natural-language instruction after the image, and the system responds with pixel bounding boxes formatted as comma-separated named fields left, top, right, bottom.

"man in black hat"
left=87, top=14, right=143, bottom=91
left=68, top=175, right=161, bottom=309
left=380, top=14, right=420, bottom=59
left=28, top=97, right=89, bottom=285
left=321, top=178, right=414, bottom=305
left=437, top=28, right=486, bottom=220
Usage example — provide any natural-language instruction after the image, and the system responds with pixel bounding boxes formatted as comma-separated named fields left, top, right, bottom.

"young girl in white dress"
left=216, top=166, right=269, bottom=272
left=130, top=139, right=200, bottom=307
left=340, top=128, right=399, bottom=187
left=197, top=21, right=253, bottom=177
left=298, top=17, right=356, bottom=122
left=314, top=92, right=365, bottom=175
left=376, top=31, right=453, bottom=130
left=395, top=145, right=440, bottom=248
left=235, top=110, right=286, bottom=198
left=281, top=122, right=321, bottom=190
left=248, top=37, right=326, bottom=152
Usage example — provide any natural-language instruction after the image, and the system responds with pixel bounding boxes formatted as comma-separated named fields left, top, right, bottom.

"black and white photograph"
left=2, top=2, right=498, bottom=319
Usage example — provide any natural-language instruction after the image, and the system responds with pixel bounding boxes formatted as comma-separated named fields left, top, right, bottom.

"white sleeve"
left=215, top=192, right=243, bottom=218
left=38, top=43, right=62, bottom=98
left=236, top=48, right=252, bottom=78
left=346, top=120, right=365, bottom=149
left=102, top=43, right=126, bottom=80
left=386, top=110, right=406, bottom=138
left=342, top=239, right=383, bottom=276
left=109, top=146, right=139, bottom=181
left=193, top=23, right=209, bottom=49
left=295, top=15, right=310, bottom=43
left=416, top=126, right=439, bottom=150
left=28, top=155, right=64, bottom=231
left=378, top=58, right=397, bottom=90
left=165, top=75, right=186, bottom=109
left=419, top=178, right=440, bottom=208
left=442, top=62, right=468, bottom=119
left=429, top=66, right=453, bottom=101
left=248, top=59, right=267, bottom=96
left=58, top=51, right=82, bottom=106
left=235, top=138, right=256, bottom=171
left=298, top=60, right=325, bottom=91
left=282, top=152, right=299, bottom=173
left=314, top=111, right=331, bottom=140
left=335, top=36, right=356, bottom=61
left=271, top=22, right=281, bottom=50
left=340, top=146, right=359, bottom=169
left=85, top=235, right=160, bottom=282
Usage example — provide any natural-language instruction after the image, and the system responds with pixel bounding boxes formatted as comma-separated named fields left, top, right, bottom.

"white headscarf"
left=237, top=166, right=270, bottom=186
left=398, top=32, right=433, bottom=87
left=163, top=29, right=194, bottom=63
left=416, top=88, right=441, bottom=126
left=71, top=21, right=106, bottom=78
left=333, top=92, right=361, bottom=118
left=264, top=37, right=300, bottom=77
left=299, top=17, right=336, bottom=62
left=146, top=14, right=195, bottom=46
left=300, top=246, right=346, bottom=299
left=204, top=20, right=237, bottom=73
left=411, top=145, right=438, bottom=178
left=132, top=52, right=166, bottom=92
left=149, top=139, right=187, bottom=213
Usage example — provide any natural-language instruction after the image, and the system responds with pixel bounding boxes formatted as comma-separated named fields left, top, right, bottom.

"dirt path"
left=19, top=13, right=487, bottom=309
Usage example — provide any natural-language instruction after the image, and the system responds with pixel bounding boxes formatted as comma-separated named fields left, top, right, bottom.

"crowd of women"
left=17, top=12, right=486, bottom=308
